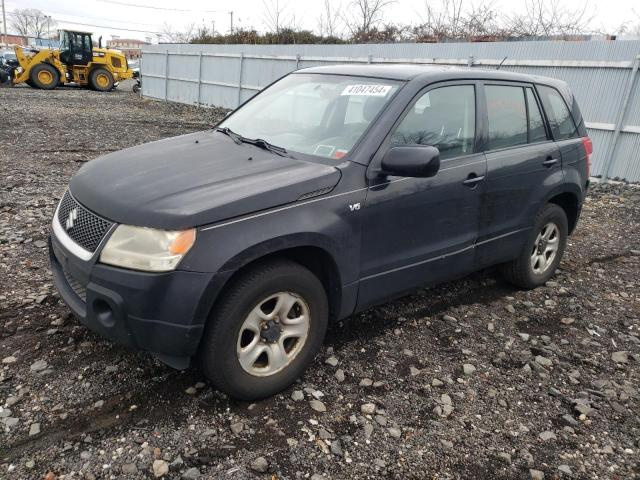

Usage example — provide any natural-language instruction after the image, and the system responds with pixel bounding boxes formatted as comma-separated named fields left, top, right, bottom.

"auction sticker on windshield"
left=341, top=84, right=392, bottom=96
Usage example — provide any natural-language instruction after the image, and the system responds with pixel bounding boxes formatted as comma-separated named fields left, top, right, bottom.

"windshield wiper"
left=217, top=127, right=290, bottom=157
left=216, top=126, right=242, bottom=145
left=242, top=137, right=289, bottom=157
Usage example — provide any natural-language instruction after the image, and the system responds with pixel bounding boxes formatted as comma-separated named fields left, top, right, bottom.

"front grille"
left=62, top=266, right=87, bottom=302
left=57, top=190, right=113, bottom=253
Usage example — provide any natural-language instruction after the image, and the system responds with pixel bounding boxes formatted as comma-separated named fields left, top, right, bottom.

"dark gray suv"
left=49, top=65, right=591, bottom=399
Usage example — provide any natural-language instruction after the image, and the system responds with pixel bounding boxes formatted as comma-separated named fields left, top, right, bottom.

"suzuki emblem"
left=65, top=208, right=78, bottom=231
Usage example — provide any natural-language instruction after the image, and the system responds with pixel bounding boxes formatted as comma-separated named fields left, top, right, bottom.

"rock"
left=359, top=378, right=373, bottom=387
left=291, top=390, right=304, bottom=401
left=185, top=386, right=197, bottom=395
left=363, top=422, right=374, bottom=438
left=334, top=369, right=345, bottom=382
left=442, top=314, right=457, bottom=324
left=535, top=356, right=553, bottom=367
left=93, top=400, right=104, bottom=409
left=330, top=439, right=343, bottom=456
left=463, top=364, right=476, bottom=376
left=560, top=317, right=575, bottom=325
left=230, top=421, right=244, bottom=434
left=409, top=366, right=421, bottom=376
left=29, top=423, right=40, bottom=436
left=182, top=467, right=200, bottom=479
left=432, top=378, right=444, bottom=387
left=440, top=394, right=452, bottom=405
left=310, top=400, right=326, bottom=413
left=25, top=460, right=35, bottom=469
left=557, top=465, right=572, bottom=475
left=387, top=427, right=401, bottom=438
left=34, top=240, right=47, bottom=248
left=121, top=463, right=138, bottom=474
left=361, top=403, right=376, bottom=415
left=440, top=439, right=453, bottom=448
left=250, top=456, right=269, bottom=473
left=152, top=459, right=169, bottom=477
left=497, top=452, right=512, bottom=464
left=538, top=431, right=556, bottom=441
left=611, top=351, right=629, bottom=364
left=29, top=359, right=48, bottom=372
left=105, top=365, right=118, bottom=373
left=80, top=451, right=91, bottom=460
left=325, top=356, right=339, bottom=367
left=529, top=469, right=545, bottom=480
left=3, top=417, right=19, bottom=428
left=2, top=356, right=17, bottom=364
left=505, top=304, right=516, bottom=313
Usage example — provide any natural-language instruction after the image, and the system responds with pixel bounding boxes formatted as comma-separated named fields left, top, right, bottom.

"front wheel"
left=199, top=260, right=328, bottom=400
left=90, top=68, right=114, bottom=91
left=501, top=203, right=568, bottom=289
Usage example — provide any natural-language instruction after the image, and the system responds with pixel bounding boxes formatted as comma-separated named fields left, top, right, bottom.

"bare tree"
left=318, top=0, right=343, bottom=38
left=342, top=0, right=395, bottom=40
left=507, top=0, right=592, bottom=37
left=158, top=22, right=197, bottom=43
left=10, top=8, right=55, bottom=37
left=263, top=0, right=290, bottom=35
left=413, top=0, right=503, bottom=41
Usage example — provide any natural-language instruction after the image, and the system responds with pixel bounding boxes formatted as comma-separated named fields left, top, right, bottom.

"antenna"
left=496, top=56, right=507, bottom=70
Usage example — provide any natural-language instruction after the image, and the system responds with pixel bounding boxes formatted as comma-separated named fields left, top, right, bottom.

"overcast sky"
left=4, top=0, right=639, bottom=42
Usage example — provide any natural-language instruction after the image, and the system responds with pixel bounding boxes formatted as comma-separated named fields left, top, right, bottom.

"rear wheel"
left=30, top=63, right=59, bottom=90
left=199, top=260, right=329, bottom=400
left=501, top=203, right=568, bottom=289
left=90, top=68, right=114, bottom=92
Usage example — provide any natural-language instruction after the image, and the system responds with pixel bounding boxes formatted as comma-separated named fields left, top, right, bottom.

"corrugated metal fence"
left=140, top=41, right=640, bottom=182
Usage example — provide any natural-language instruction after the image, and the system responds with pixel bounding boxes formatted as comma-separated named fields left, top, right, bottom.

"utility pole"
left=229, top=11, right=233, bottom=34
left=46, top=15, right=51, bottom=47
left=1, top=0, right=7, bottom=47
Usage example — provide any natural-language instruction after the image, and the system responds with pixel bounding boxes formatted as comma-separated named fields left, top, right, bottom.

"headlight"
left=100, top=225, right=196, bottom=272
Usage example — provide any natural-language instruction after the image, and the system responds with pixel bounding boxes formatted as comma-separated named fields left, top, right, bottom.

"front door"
left=357, top=82, right=486, bottom=308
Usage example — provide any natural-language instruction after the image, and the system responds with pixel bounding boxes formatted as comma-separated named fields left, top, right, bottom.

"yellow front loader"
left=13, top=29, right=132, bottom=91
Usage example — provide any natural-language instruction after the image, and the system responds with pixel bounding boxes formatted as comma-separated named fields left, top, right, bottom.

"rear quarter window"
left=485, top=85, right=528, bottom=150
left=537, top=85, right=579, bottom=140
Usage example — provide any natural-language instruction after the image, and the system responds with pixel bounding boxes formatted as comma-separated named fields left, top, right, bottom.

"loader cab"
left=59, top=30, right=93, bottom=66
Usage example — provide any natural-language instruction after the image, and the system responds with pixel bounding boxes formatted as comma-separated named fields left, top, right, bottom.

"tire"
left=199, top=260, right=329, bottom=400
left=501, top=203, right=568, bottom=289
left=90, top=68, right=114, bottom=92
left=29, top=63, right=59, bottom=90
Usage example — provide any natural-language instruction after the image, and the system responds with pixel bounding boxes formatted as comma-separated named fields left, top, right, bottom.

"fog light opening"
left=93, top=299, right=116, bottom=327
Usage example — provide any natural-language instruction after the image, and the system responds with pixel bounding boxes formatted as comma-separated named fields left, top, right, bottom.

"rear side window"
left=537, top=85, right=578, bottom=140
left=391, top=84, right=475, bottom=160
left=526, top=88, right=548, bottom=143
left=486, top=85, right=528, bottom=150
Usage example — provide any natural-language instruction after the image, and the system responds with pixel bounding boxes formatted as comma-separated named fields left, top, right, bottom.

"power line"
left=96, top=0, right=226, bottom=14
left=6, top=11, right=161, bottom=34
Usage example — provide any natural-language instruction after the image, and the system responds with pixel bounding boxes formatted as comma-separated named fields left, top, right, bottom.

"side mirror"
left=381, top=145, right=440, bottom=178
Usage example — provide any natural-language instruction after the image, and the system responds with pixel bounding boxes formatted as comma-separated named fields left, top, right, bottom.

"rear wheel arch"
left=547, top=191, right=580, bottom=234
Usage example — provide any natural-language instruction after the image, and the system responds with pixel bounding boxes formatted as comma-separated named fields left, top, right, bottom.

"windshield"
left=219, top=73, right=402, bottom=160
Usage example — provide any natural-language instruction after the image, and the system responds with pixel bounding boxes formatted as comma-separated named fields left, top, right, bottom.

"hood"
left=70, top=131, right=341, bottom=230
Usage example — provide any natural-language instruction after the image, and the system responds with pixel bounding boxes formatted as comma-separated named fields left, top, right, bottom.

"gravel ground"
left=1, top=82, right=639, bottom=480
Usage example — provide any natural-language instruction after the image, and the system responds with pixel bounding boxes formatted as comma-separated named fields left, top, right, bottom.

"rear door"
left=358, top=82, right=486, bottom=308
left=476, top=82, right=563, bottom=267
left=536, top=84, right=587, bottom=183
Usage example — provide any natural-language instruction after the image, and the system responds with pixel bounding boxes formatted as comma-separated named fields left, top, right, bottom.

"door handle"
left=463, top=174, right=485, bottom=186
left=543, top=157, right=559, bottom=167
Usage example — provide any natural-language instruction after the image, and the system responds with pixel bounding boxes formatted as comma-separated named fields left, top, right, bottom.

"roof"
left=295, top=64, right=563, bottom=87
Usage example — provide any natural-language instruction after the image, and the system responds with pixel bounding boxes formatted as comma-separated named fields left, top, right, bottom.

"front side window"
left=219, top=74, right=401, bottom=159
left=486, top=85, right=528, bottom=150
left=391, top=85, right=476, bottom=160
left=537, top=85, right=578, bottom=140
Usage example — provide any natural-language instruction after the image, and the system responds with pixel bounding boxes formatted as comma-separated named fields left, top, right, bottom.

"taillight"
left=582, top=137, right=592, bottom=177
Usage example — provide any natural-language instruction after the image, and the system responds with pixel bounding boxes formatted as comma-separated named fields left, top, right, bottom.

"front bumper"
left=49, top=232, right=215, bottom=368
